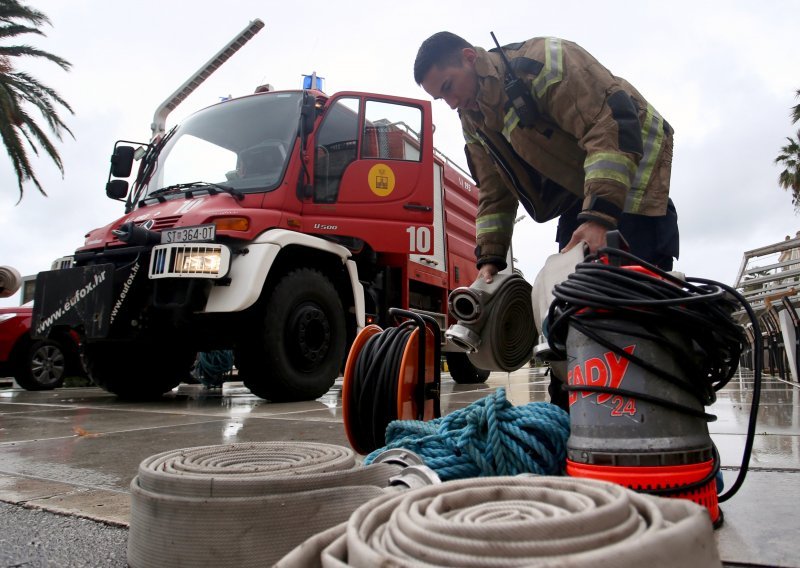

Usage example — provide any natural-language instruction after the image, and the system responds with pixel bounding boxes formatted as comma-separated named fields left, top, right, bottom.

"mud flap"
left=32, top=264, right=115, bottom=339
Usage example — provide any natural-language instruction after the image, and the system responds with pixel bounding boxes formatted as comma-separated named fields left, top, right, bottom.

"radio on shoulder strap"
left=490, top=31, right=539, bottom=127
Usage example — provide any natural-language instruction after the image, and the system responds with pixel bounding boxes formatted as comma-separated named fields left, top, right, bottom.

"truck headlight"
left=149, top=244, right=231, bottom=279
left=176, top=250, right=222, bottom=273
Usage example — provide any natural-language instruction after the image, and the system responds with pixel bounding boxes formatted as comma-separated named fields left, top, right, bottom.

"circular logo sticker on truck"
left=368, top=164, right=395, bottom=197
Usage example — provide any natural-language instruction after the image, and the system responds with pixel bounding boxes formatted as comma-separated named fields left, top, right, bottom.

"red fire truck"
left=31, top=21, right=490, bottom=401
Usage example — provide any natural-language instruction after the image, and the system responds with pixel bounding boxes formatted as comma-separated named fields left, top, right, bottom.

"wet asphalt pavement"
left=0, top=501, right=127, bottom=567
left=0, top=367, right=797, bottom=567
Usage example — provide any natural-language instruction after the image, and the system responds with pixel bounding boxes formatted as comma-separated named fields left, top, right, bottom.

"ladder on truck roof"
left=150, top=19, right=265, bottom=140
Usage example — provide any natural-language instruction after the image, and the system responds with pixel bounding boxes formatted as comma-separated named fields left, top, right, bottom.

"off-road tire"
left=84, top=342, right=194, bottom=400
left=237, top=268, right=345, bottom=402
left=14, top=339, right=67, bottom=391
left=446, top=352, right=490, bottom=384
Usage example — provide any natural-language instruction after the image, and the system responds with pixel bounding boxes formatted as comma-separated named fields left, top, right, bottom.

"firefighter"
left=414, top=32, right=679, bottom=408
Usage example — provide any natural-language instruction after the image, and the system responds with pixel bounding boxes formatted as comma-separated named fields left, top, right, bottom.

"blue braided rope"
left=363, top=388, right=570, bottom=480
left=195, top=350, right=234, bottom=388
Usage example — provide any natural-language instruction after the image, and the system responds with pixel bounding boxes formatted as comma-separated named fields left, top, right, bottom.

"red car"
left=0, top=303, right=85, bottom=390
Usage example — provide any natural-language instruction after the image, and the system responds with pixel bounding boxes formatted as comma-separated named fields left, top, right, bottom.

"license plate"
left=161, top=224, right=216, bottom=244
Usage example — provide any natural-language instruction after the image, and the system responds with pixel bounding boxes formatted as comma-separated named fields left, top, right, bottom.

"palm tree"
left=793, top=89, right=800, bottom=124
left=776, top=90, right=800, bottom=210
left=0, top=0, right=73, bottom=201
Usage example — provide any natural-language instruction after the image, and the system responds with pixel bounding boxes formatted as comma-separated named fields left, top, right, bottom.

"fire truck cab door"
left=305, top=93, right=435, bottom=255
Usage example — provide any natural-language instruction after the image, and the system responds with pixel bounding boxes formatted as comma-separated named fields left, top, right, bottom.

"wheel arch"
left=7, top=332, right=33, bottom=369
left=204, top=229, right=362, bottom=320
left=48, top=327, right=84, bottom=375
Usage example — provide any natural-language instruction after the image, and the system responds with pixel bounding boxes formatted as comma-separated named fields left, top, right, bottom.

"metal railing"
left=733, top=235, right=800, bottom=315
left=733, top=234, right=800, bottom=381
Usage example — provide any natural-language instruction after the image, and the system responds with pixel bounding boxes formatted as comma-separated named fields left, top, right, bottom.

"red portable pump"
left=546, top=234, right=762, bottom=527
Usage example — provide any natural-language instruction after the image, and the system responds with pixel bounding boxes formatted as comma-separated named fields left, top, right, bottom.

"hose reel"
left=445, top=272, right=535, bottom=372
left=342, top=308, right=441, bottom=455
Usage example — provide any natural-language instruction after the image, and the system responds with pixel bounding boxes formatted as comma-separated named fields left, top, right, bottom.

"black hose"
left=348, top=323, right=415, bottom=453
left=691, top=276, right=762, bottom=504
left=547, top=246, right=761, bottom=503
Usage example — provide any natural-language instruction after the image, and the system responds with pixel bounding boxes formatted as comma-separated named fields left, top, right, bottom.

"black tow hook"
left=113, top=221, right=161, bottom=245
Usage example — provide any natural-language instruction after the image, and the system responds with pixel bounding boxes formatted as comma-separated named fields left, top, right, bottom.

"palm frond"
left=792, top=89, right=800, bottom=125
left=0, top=23, right=43, bottom=40
left=775, top=129, right=800, bottom=211
left=0, top=1, right=49, bottom=27
left=0, top=44, right=70, bottom=70
left=0, top=1, right=71, bottom=199
left=0, top=102, right=45, bottom=199
left=4, top=69, right=75, bottom=114
left=16, top=106, right=65, bottom=171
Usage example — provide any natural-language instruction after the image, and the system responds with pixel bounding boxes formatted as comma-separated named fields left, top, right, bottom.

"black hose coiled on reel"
left=547, top=246, right=762, bottom=503
left=348, top=324, right=415, bottom=453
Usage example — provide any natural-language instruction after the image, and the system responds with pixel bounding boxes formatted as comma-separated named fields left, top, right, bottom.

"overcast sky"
left=1, top=0, right=799, bottom=307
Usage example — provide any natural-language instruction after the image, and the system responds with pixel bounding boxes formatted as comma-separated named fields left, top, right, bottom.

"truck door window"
left=314, top=97, right=359, bottom=204
left=362, top=101, right=422, bottom=162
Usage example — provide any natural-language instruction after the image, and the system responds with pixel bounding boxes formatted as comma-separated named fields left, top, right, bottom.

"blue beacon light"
left=302, top=73, right=325, bottom=91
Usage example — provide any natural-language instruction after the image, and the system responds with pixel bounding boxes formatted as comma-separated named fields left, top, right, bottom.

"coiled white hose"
left=0, top=265, right=21, bottom=298
left=277, top=475, right=721, bottom=567
left=127, top=442, right=402, bottom=568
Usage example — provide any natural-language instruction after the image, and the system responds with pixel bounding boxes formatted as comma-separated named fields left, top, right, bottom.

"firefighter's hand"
left=561, top=221, right=608, bottom=255
left=478, top=263, right=499, bottom=283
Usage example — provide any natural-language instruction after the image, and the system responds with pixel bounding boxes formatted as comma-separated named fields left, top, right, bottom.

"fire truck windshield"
left=144, top=92, right=303, bottom=197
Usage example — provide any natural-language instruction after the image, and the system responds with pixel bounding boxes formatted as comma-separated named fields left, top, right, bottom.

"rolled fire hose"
left=276, top=475, right=722, bottom=567
left=445, top=272, right=534, bottom=371
left=127, top=442, right=436, bottom=568
left=0, top=265, right=22, bottom=298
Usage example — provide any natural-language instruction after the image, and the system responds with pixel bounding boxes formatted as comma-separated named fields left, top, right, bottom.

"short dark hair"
left=413, top=31, right=472, bottom=85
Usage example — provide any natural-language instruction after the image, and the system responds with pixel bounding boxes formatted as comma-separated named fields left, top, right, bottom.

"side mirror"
left=110, top=145, right=135, bottom=178
left=106, top=179, right=129, bottom=200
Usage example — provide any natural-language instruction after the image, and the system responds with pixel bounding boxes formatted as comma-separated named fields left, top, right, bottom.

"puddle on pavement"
left=0, top=453, right=121, bottom=490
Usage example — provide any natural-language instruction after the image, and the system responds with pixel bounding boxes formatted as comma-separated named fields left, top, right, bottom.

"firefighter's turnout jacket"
left=461, top=37, right=673, bottom=269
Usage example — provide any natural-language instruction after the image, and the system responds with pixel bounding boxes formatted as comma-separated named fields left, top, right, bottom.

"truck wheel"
left=238, top=268, right=345, bottom=402
left=84, top=342, right=193, bottom=400
left=14, top=339, right=67, bottom=391
left=446, top=352, right=490, bottom=384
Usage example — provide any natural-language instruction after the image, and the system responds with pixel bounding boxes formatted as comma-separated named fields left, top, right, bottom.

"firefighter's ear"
left=462, top=47, right=478, bottom=66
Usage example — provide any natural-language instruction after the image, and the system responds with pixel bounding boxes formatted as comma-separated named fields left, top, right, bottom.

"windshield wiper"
left=145, top=181, right=244, bottom=202
left=128, top=126, right=178, bottom=213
